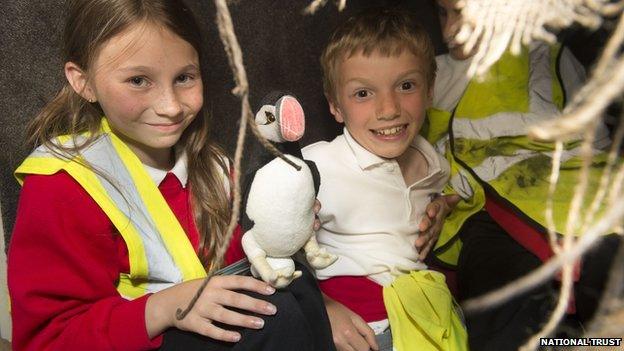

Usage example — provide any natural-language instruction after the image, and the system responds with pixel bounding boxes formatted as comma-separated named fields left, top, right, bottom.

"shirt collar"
left=342, top=127, right=441, bottom=174
left=143, top=151, right=189, bottom=187
left=343, top=127, right=388, bottom=170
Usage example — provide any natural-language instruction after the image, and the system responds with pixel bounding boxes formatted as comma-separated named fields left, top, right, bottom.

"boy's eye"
left=400, top=82, right=415, bottom=90
left=355, top=90, right=369, bottom=98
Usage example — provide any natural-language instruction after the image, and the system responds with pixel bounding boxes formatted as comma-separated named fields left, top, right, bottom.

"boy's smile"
left=329, top=50, right=431, bottom=160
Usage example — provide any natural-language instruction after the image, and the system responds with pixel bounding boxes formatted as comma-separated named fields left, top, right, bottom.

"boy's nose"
left=376, top=93, right=400, bottom=120
left=155, top=87, right=183, bottom=117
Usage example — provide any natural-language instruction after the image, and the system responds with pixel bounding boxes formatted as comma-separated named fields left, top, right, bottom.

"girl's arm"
left=8, top=172, right=159, bottom=351
left=8, top=172, right=277, bottom=350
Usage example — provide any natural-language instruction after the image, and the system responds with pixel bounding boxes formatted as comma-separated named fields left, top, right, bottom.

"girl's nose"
left=155, top=87, right=183, bottom=117
left=443, top=13, right=460, bottom=43
left=376, top=92, right=400, bottom=120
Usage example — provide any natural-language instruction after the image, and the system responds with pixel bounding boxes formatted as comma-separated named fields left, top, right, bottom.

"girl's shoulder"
left=20, top=171, right=95, bottom=206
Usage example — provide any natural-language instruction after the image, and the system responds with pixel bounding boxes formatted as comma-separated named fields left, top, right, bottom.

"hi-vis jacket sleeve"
left=8, top=172, right=163, bottom=351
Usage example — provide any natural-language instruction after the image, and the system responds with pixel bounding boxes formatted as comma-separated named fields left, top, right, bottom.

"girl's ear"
left=64, top=62, right=96, bottom=102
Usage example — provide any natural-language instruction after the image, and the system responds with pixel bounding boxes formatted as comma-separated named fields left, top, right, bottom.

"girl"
left=8, top=0, right=334, bottom=350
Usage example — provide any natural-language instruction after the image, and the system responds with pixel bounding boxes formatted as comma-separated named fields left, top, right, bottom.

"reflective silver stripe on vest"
left=452, top=45, right=561, bottom=141
left=434, top=135, right=449, bottom=155
left=470, top=144, right=602, bottom=183
left=32, top=135, right=182, bottom=292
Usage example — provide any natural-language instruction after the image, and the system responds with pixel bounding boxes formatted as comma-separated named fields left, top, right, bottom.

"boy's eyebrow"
left=343, top=68, right=425, bottom=86
left=395, top=68, right=425, bottom=81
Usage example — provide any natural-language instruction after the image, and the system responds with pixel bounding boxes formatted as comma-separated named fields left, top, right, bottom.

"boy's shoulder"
left=301, top=133, right=348, bottom=161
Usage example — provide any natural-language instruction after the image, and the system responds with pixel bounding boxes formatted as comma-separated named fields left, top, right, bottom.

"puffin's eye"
left=264, top=111, right=276, bottom=124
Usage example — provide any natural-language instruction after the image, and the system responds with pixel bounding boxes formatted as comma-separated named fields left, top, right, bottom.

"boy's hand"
left=324, top=294, right=379, bottom=351
left=313, top=199, right=322, bottom=231
left=415, top=194, right=461, bottom=260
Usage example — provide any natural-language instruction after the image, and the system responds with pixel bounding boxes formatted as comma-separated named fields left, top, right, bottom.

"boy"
left=428, top=0, right=621, bottom=350
left=302, top=8, right=467, bottom=351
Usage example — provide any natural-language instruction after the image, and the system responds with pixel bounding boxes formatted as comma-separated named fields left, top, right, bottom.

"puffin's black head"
left=254, top=91, right=305, bottom=143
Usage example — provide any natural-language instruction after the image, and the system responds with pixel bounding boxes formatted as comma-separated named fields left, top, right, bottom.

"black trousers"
left=457, top=211, right=621, bottom=351
left=159, top=261, right=336, bottom=351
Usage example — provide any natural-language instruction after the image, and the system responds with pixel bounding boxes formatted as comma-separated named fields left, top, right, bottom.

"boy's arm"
left=323, top=293, right=379, bottom=351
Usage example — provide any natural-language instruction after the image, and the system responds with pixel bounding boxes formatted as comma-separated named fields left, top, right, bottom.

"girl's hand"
left=415, top=194, right=461, bottom=260
left=324, top=294, right=379, bottom=351
left=146, top=275, right=277, bottom=342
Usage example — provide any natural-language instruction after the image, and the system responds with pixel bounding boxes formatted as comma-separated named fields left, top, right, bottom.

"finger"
left=351, top=317, right=379, bottom=350
left=427, top=201, right=441, bottom=218
left=341, top=328, right=371, bottom=351
left=418, top=216, right=432, bottom=232
left=446, top=194, right=461, bottom=207
left=314, top=199, right=321, bottom=214
left=208, top=304, right=266, bottom=330
left=334, top=339, right=356, bottom=351
left=213, top=289, right=278, bottom=316
left=419, top=239, right=435, bottom=261
left=212, top=275, right=275, bottom=295
left=414, top=234, right=427, bottom=248
left=192, top=318, right=242, bottom=343
left=314, top=217, right=321, bottom=231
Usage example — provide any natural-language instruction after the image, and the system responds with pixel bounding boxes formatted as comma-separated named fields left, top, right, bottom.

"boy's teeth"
left=375, top=125, right=404, bottom=136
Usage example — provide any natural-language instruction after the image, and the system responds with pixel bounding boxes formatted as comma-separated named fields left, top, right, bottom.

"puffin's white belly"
left=246, top=155, right=316, bottom=256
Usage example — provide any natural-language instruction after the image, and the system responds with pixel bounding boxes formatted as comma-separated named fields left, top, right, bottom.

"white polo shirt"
left=302, top=128, right=450, bottom=286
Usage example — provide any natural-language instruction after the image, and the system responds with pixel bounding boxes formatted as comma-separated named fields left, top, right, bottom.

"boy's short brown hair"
left=321, top=7, right=437, bottom=102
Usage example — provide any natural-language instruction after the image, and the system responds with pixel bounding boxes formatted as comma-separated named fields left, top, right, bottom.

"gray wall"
left=0, top=0, right=443, bottom=247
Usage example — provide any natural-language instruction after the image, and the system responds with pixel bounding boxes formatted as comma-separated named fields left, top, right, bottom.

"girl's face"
left=85, top=22, right=203, bottom=168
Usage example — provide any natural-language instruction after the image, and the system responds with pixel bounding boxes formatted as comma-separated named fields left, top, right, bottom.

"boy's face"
left=437, top=0, right=475, bottom=60
left=329, top=50, right=431, bottom=159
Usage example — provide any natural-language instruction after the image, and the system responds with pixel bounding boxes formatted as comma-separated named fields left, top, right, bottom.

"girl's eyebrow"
left=117, top=64, right=200, bottom=73
left=117, top=65, right=153, bottom=74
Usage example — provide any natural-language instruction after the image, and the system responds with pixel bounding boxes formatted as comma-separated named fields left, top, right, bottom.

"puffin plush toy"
left=240, top=91, right=337, bottom=288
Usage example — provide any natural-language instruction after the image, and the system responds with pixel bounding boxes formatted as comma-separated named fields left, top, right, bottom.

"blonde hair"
left=27, top=0, right=231, bottom=271
left=321, top=7, right=437, bottom=102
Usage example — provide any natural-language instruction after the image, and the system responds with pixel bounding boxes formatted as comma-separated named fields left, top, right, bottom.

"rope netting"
left=180, top=1, right=624, bottom=349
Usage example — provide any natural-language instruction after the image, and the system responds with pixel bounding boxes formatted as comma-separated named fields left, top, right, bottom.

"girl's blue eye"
left=176, top=74, right=191, bottom=83
left=129, top=76, right=147, bottom=86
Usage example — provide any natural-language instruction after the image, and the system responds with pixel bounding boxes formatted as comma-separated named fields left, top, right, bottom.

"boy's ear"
left=426, top=84, right=434, bottom=108
left=326, top=95, right=344, bottom=123
left=64, top=62, right=96, bottom=102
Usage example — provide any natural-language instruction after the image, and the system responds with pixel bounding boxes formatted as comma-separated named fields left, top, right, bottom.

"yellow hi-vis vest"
left=425, top=45, right=611, bottom=267
left=15, top=119, right=207, bottom=299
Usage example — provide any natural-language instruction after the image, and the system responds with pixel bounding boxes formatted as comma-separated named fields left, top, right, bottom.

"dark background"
left=0, top=0, right=610, bottom=248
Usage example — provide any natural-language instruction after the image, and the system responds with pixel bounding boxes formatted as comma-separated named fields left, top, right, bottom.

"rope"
left=176, top=0, right=301, bottom=321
